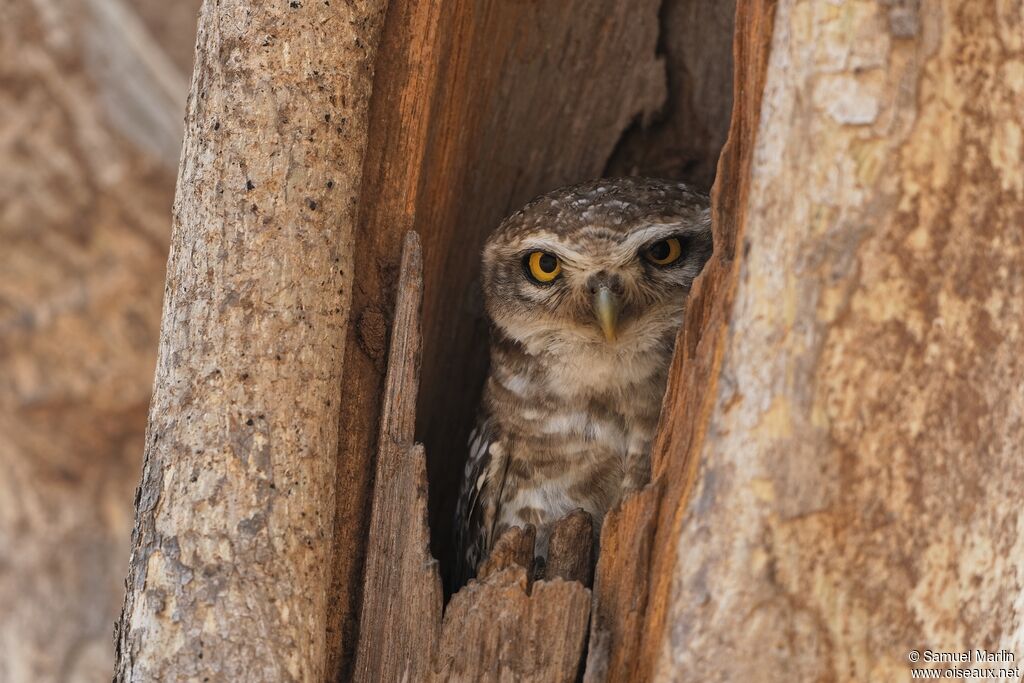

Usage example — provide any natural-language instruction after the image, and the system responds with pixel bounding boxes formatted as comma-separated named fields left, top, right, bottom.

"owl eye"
left=524, top=251, right=562, bottom=283
left=644, top=237, right=683, bottom=266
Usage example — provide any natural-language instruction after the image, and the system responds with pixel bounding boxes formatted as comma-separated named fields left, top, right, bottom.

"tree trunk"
left=631, top=0, right=1024, bottom=680
left=113, top=1, right=387, bottom=679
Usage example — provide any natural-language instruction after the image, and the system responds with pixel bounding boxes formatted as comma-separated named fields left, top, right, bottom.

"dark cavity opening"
left=410, top=0, right=737, bottom=595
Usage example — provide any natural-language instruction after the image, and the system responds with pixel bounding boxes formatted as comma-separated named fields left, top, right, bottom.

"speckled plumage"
left=453, top=177, right=712, bottom=584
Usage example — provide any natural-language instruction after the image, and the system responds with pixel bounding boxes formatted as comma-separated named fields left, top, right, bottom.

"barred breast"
left=482, top=330, right=671, bottom=559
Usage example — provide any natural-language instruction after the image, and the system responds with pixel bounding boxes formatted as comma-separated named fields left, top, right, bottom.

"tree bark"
left=324, top=1, right=447, bottom=675
left=113, top=1, right=386, bottom=680
left=630, top=1, right=1024, bottom=680
left=104, top=0, right=1024, bottom=681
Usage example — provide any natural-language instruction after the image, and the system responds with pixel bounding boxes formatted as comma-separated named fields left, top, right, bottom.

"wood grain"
left=583, top=486, right=660, bottom=682
left=325, top=0, right=447, bottom=676
left=545, top=509, right=595, bottom=586
left=477, top=525, right=536, bottom=583
left=354, top=233, right=445, bottom=683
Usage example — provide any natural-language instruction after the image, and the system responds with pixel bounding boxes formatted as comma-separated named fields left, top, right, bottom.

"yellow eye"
left=525, top=251, right=562, bottom=283
left=645, top=237, right=682, bottom=266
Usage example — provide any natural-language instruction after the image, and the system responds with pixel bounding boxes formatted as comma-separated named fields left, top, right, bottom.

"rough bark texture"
left=113, top=1, right=386, bottom=680
left=477, top=525, right=537, bottom=583
left=584, top=482, right=662, bottom=682
left=0, top=0, right=197, bottom=680
left=434, top=569, right=591, bottom=683
left=645, top=1, right=1024, bottom=680
left=545, top=509, right=595, bottom=586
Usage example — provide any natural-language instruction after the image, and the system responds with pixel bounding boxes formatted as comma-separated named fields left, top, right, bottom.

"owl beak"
left=593, top=287, right=620, bottom=342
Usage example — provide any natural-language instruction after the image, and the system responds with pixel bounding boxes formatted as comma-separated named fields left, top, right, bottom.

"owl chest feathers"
left=484, top=334, right=670, bottom=541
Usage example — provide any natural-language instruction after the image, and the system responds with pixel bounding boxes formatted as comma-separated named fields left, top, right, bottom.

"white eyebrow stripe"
left=619, top=223, right=699, bottom=251
left=516, top=239, right=590, bottom=263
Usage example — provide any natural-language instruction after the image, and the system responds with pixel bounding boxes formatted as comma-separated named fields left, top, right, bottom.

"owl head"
left=481, top=178, right=712, bottom=359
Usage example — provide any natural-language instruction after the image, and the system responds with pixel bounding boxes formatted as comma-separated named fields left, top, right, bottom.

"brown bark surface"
left=636, top=1, right=1024, bottom=680
left=0, top=0, right=197, bottom=680
left=113, top=1, right=387, bottom=680
left=545, top=509, right=595, bottom=585
left=324, top=1, right=447, bottom=674
left=434, top=569, right=591, bottom=683
left=476, top=525, right=537, bottom=583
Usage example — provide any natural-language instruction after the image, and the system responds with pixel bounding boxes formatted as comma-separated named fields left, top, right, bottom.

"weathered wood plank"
left=353, top=233, right=444, bottom=683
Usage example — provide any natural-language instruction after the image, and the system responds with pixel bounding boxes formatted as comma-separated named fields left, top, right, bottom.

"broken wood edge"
left=379, top=230, right=424, bottom=445
left=477, top=524, right=536, bottom=583
left=436, top=564, right=593, bottom=683
left=353, top=230, right=445, bottom=682
left=474, top=508, right=596, bottom=589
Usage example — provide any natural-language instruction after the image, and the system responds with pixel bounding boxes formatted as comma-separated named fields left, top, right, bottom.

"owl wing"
left=452, top=415, right=508, bottom=589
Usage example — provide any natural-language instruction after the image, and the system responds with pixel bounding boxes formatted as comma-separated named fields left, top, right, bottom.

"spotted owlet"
left=453, top=177, right=712, bottom=583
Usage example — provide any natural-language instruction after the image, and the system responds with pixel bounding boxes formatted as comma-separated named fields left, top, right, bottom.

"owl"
left=452, top=177, right=712, bottom=585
